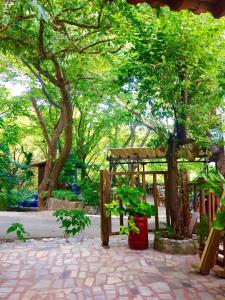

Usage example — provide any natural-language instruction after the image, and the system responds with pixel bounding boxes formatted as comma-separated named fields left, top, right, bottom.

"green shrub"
left=52, top=189, right=79, bottom=202
left=155, top=222, right=176, bottom=239
left=0, top=192, right=9, bottom=211
left=79, top=179, right=100, bottom=206
left=196, top=214, right=210, bottom=246
left=53, top=209, right=91, bottom=239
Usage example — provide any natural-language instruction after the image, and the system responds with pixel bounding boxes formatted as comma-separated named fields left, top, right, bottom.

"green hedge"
left=52, top=189, right=79, bottom=202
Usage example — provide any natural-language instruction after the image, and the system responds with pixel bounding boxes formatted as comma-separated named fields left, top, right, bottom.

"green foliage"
left=0, top=118, right=34, bottom=195
left=106, top=185, right=155, bottom=217
left=155, top=222, right=176, bottom=239
left=199, top=170, right=225, bottom=234
left=114, top=7, right=225, bottom=149
left=0, top=188, right=34, bottom=210
left=200, top=169, right=225, bottom=201
left=0, top=192, right=8, bottom=211
left=106, top=185, right=155, bottom=234
left=53, top=209, right=91, bottom=238
left=212, top=211, right=225, bottom=233
left=79, top=179, right=100, bottom=206
left=58, top=155, right=81, bottom=185
left=120, top=216, right=140, bottom=235
left=52, top=190, right=79, bottom=202
left=6, top=223, right=30, bottom=242
left=196, top=214, right=210, bottom=246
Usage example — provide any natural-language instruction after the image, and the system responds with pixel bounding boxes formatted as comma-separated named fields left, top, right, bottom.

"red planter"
left=128, top=215, right=148, bottom=250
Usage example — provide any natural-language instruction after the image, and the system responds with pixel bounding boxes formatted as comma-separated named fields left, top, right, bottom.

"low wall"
left=153, top=236, right=198, bottom=255
left=47, top=198, right=84, bottom=210
left=47, top=198, right=98, bottom=214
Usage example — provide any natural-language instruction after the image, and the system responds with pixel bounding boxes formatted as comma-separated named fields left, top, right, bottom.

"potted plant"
left=195, top=214, right=210, bottom=258
left=105, top=184, right=155, bottom=250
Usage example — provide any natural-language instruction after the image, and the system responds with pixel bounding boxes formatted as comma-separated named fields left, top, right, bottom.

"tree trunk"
left=33, top=65, right=73, bottom=209
left=48, top=87, right=73, bottom=198
left=167, top=134, right=180, bottom=230
left=214, top=146, right=225, bottom=177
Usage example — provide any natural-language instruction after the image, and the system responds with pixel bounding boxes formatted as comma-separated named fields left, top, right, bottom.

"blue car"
left=19, top=194, right=38, bottom=208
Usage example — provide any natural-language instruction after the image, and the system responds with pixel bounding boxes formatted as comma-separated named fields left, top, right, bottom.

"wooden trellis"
left=100, top=170, right=169, bottom=247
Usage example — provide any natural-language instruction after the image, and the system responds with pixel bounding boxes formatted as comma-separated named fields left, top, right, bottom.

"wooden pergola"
left=101, top=147, right=224, bottom=277
left=126, top=0, right=225, bottom=19
left=100, top=147, right=209, bottom=246
left=107, top=147, right=208, bottom=171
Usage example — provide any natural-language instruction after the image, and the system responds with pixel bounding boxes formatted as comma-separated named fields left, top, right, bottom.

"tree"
left=0, top=87, right=33, bottom=200
left=0, top=0, right=123, bottom=207
left=113, top=6, right=225, bottom=234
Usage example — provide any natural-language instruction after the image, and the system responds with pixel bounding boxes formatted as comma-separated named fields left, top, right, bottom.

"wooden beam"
left=125, top=0, right=225, bottom=18
left=100, top=170, right=110, bottom=247
left=198, top=228, right=221, bottom=275
left=153, top=174, right=159, bottom=231
left=168, top=0, right=187, bottom=11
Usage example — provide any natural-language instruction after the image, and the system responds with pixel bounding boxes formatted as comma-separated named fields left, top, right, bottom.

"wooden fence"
left=100, top=170, right=169, bottom=247
left=189, top=183, right=221, bottom=224
left=189, top=183, right=224, bottom=274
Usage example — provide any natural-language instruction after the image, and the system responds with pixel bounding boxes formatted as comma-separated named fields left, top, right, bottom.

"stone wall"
left=47, top=198, right=99, bottom=214
left=47, top=198, right=84, bottom=211
left=153, top=236, right=198, bottom=255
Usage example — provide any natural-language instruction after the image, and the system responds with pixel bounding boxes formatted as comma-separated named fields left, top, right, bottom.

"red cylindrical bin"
left=128, top=215, right=148, bottom=250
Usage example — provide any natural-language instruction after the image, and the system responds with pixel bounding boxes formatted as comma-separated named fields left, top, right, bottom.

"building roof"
left=109, top=147, right=167, bottom=159
left=30, top=161, right=46, bottom=167
left=126, top=0, right=225, bottom=18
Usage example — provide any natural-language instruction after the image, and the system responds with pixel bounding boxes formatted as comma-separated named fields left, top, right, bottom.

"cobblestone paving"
left=0, top=236, right=224, bottom=300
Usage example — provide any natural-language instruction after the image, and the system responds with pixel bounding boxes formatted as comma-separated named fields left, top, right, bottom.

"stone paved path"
left=0, top=235, right=224, bottom=300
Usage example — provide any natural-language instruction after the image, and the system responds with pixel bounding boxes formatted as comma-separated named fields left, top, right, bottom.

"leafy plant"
left=199, top=170, right=225, bottom=235
left=106, top=185, right=155, bottom=234
left=120, top=216, right=140, bottom=235
left=195, top=214, right=210, bottom=247
left=155, top=222, right=176, bottom=239
left=0, top=192, right=9, bottom=211
left=200, top=170, right=225, bottom=202
left=212, top=211, right=225, bottom=233
left=79, top=179, right=100, bottom=207
left=52, top=190, right=79, bottom=202
left=53, top=209, right=91, bottom=239
left=6, top=223, right=30, bottom=242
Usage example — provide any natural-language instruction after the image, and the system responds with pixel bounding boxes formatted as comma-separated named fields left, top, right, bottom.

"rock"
left=153, top=236, right=198, bottom=255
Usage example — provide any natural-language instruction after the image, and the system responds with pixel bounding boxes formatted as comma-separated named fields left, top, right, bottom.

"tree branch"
left=53, top=1, right=104, bottom=30
left=30, top=97, right=51, bottom=150
left=23, top=60, right=61, bottom=109
left=33, top=62, right=59, bottom=86
left=38, top=20, right=54, bottom=58
left=140, top=129, right=150, bottom=147
left=114, top=96, right=158, bottom=133
left=78, top=38, right=115, bottom=54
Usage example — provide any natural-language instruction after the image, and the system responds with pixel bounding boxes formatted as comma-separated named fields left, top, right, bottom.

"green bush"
left=0, top=192, right=9, bottom=211
left=79, top=179, right=100, bottom=206
left=196, top=214, right=210, bottom=246
left=52, top=189, right=79, bottom=202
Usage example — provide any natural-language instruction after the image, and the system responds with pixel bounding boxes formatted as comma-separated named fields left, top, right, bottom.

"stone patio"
left=0, top=235, right=224, bottom=300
